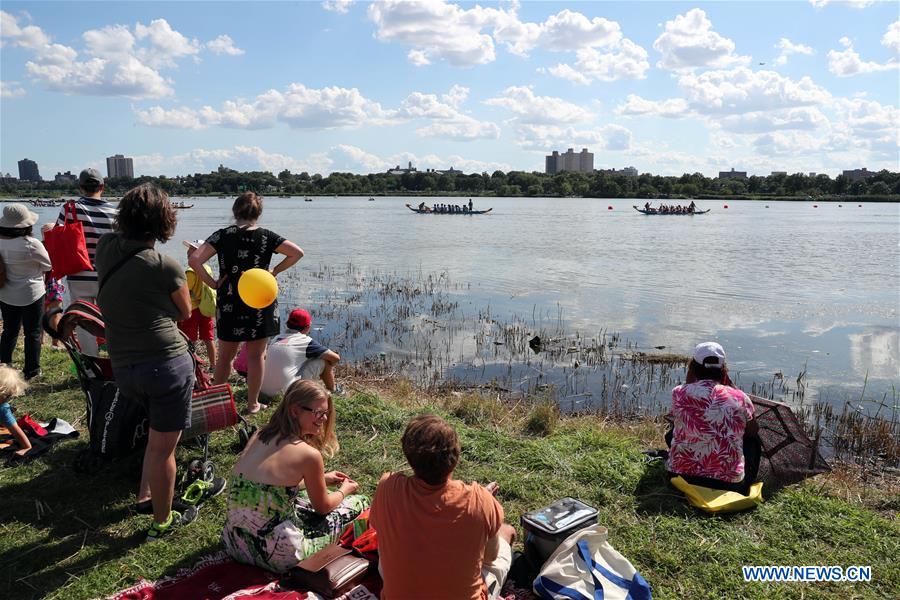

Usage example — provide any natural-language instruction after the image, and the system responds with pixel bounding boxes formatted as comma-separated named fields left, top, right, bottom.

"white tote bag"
left=533, top=524, right=652, bottom=600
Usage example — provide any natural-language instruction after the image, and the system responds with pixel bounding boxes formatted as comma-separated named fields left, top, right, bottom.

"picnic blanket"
left=107, top=549, right=533, bottom=600
left=0, top=418, right=79, bottom=464
left=107, top=552, right=380, bottom=600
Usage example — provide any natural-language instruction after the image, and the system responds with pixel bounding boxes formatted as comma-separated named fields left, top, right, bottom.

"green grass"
left=0, top=353, right=897, bottom=599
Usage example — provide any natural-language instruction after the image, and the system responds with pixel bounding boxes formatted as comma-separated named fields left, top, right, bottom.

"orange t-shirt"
left=370, top=473, right=504, bottom=600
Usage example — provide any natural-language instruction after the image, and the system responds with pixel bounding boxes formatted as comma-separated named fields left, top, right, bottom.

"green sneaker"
left=145, top=508, right=197, bottom=542
left=181, top=476, right=227, bottom=506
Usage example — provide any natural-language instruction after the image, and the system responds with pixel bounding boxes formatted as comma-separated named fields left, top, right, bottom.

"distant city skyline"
left=1, top=2, right=898, bottom=178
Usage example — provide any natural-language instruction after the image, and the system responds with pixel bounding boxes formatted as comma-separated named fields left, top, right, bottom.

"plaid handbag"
left=184, top=384, right=238, bottom=440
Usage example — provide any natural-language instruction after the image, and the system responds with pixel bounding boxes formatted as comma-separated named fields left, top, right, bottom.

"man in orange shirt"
left=370, top=414, right=516, bottom=600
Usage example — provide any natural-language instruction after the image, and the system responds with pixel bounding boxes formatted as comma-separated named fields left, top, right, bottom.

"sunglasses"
left=301, top=406, right=329, bottom=420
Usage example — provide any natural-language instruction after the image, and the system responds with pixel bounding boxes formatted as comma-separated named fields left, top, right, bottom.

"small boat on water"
left=304, top=197, right=313, bottom=202
left=172, top=202, right=194, bottom=209
left=368, top=197, right=375, bottom=201
left=406, top=204, right=493, bottom=215
left=633, top=205, right=709, bottom=215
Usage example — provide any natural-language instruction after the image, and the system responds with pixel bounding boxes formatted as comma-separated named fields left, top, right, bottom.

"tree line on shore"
left=4, top=166, right=899, bottom=199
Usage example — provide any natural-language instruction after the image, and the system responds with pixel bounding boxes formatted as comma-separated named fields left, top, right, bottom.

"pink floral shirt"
left=667, top=380, right=754, bottom=483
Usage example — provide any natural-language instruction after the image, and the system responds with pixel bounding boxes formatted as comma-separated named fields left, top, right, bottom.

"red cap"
left=287, top=308, right=311, bottom=330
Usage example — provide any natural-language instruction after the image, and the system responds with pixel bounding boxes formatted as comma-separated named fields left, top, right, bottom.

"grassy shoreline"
left=0, top=350, right=897, bottom=599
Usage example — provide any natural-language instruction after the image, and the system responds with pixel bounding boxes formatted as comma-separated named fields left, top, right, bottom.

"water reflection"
left=849, top=327, right=899, bottom=380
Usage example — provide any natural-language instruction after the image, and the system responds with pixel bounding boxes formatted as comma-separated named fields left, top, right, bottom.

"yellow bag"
left=670, top=476, right=763, bottom=513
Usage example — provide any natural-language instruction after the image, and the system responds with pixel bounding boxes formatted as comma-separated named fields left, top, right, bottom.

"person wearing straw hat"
left=179, top=239, right=217, bottom=370
left=0, top=203, right=52, bottom=379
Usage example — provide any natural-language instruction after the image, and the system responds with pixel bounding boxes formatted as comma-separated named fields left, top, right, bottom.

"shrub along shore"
left=0, top=349, right=897, bottom=600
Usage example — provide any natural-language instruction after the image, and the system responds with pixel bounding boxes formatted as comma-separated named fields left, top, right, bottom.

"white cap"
left=693, top=342, right=726, bottom=368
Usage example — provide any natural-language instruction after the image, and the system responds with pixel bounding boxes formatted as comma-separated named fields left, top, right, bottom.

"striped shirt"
left=55, top=197, right=118, bottom=283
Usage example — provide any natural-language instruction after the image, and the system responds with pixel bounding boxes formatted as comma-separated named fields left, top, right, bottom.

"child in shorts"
left=179, top=240, right=217, bottom=370
left=0, top=365, right=31, bottom=457
left=43, top=275, right=64, bottom=349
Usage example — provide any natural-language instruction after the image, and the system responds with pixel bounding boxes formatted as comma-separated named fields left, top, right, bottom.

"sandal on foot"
left=245, top=403, right=268, bottom=415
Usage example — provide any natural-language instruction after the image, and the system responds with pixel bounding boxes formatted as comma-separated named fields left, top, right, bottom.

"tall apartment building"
left=545, top=148, right=593, bottom=174
left=17, top=158, right=41, bottom=181
left=718, top=167, right=747, bottom=180
left=106, top=154, right=134, bottom=178
left=54, top=171, right=77, bottom=183
left=842, top=168, right=875, bottom=182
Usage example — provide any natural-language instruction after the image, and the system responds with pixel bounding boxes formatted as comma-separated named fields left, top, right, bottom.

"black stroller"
left=43, top=300, right=256, bottom=484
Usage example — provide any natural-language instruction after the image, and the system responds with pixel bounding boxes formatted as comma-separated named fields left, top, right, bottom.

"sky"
left=1, top=0, right=898, bottom=179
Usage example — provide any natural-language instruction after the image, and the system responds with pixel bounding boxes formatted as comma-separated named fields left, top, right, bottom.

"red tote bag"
left=43, top=201, right=93, bottom=278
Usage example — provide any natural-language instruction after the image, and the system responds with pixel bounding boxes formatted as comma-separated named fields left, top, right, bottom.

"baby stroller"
left=43, top=300, right=257, bottom=484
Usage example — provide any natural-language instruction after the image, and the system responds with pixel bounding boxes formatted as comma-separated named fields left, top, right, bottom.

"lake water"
left=28, top=196, right=900, bottom=413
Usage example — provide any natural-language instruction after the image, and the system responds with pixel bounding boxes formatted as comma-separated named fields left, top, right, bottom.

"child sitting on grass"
left=0, top=365, right=31, bottom=457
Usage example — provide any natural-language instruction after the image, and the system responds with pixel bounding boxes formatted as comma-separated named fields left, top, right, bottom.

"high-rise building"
left=17, top=158, right=41, bottom=181
left=842, top=168, right=875, bottom=182
left=55, top=171, right=77, bottom=183
left=718, top=167, right=747, bottom=180
left=545, top=148, right=593, bottom=174
left=106, top=154, right=134, bottom=178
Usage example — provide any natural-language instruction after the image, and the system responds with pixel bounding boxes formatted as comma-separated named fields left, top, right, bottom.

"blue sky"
left=2, top=1, right=898, bottom=178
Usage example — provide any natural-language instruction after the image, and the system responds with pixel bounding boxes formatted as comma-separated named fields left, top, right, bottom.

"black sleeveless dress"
left=205, top=225, right=286, bottom=342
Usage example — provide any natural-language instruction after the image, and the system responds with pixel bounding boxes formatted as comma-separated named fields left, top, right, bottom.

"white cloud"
left=133, top=19, right=201, bottom=68
left=512, top=123, right=631, bottom=152
left=1, top=11, right=242, bottom=98
left=322, top=0, right=354, bottom=14
left=883, top=20, right=900, bottom=55
left=599, top=124, right=633, bottom=151
left=547, top=39, right=649, bottom=84
left=774, top=37, right=814, bottom=66
left=0, top=80, right=26, bottom=98
left=484, top=86, right=593, bottom=125
left=441, top=84, right=469, bottom=107
left=717, top=107, right=829, bottom=134
left=653, top=8, right=749, bottom=70
left=367, top=0, right=497, bottom=67
left=136, top=83, right=498, bottom=140
left=678, top=67, right=831, bottom=114
left=0, top=10, right=51, bottom=49
left=516, top=9, right=622, bottom=53
left=365, top=0, right=648, bottom=76
left=134, top=105, right=206, bottom=129
left=615, top=94, right=690, bottom=118
left=834, top=98, right=900, bottom=151
left=828, top=41, right=898, bottom=76
left=135, top=146, right=331, bottom=177
left=206, top=34, right=245, bottom=56
left=134, top=144, right=511, bottom=176
left=415, top=117, right=500, bottom=141
left=809, top=1, right=874, bottom=8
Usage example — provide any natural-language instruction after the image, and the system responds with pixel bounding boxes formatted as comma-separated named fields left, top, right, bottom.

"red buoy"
left=723, top=204, right=729, bottom=209
left=813, top=204, right=818, bottom=208
left=858, top=204, right=862, bottom=207
left=608, top=205, right=613, bottom=210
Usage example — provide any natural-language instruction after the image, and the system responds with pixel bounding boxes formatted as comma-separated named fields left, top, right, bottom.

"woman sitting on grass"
left=666, top=342, right=761, bottom=495
left=223, top=379, right=368, bottom=573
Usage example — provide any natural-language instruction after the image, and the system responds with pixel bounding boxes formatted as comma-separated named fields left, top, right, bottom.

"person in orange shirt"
left=370, top=414, right=517, bottom=600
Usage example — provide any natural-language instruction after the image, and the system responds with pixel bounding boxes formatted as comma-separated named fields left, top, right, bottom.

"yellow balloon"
left=238, top=268, right=278, bottom=309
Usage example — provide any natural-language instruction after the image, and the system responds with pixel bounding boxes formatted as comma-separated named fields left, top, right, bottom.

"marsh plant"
left=280, top=262, right=898, bottom=467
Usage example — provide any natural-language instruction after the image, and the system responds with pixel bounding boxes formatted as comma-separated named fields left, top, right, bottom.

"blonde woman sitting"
left=223, top=380, right=368, bottom=573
